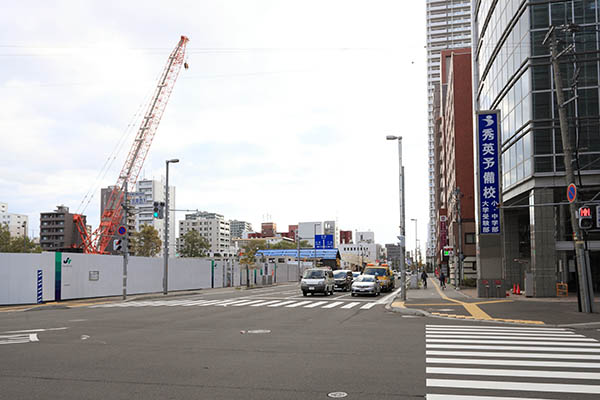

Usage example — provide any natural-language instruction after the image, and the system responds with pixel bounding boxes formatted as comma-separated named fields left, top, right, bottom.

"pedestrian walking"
left=421, top=270, right=428, bottom=289
left=439, top=272, right=446, bottom=289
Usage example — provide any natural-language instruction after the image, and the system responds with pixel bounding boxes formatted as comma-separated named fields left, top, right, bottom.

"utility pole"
left=22, top=221, right=27, bottom=253
left=544, top=26, right=594, bottom=312
left=122, top=181, right=129, bottom=300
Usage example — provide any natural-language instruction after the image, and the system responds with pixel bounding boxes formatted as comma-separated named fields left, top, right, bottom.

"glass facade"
left=475, top=0, right=600, bottom=191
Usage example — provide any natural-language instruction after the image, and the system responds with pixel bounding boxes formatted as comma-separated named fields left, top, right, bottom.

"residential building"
left=230, top=220, right=253, bottom=239
left=426, top=0, right=472, bottom=265
left=0, top=202, right=28, bottom=237
left=434, top=47, right=476, bottom=282
left=178, top=211, right=231, bottom=256
left=340, top=230, right=353, bottom=244
left=261, top=222, right=277, bottom=237
left=473, top=1, right=600, bottom=295
left=298, top=221, right=323, bottom=246
left=323, top=220, right=340, bottom=248
left=135, top=178, right=175, bottom=257
left=40, top=205, right=85, bottom=251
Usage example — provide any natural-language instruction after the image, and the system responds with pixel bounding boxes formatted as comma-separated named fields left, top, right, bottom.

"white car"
left=351, top=274, right=381, bottom=297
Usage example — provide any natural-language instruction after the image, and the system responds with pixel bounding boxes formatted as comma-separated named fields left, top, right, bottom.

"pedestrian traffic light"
left=113, top=239, right=122, bottom=251
left=153, top=201, right=160, bottom=218
left=579, top=206, right=593, bottom=229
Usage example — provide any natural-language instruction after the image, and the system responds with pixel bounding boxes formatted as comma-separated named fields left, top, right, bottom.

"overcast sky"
left=1, top=0, right=429, bottom=253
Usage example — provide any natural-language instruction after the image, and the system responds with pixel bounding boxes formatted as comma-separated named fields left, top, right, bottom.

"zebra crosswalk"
left=426, top=324, right=600, bottom=399
left=90, top=298, right=380, bottom=311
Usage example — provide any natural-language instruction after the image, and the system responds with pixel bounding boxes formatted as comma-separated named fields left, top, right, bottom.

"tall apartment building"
left=101, top=179, right=175, bottom=256
left=434, top=48, right=476, bottom=282
left=178, top=211, right=231, bottom=256
left=39, top=205, right=85, bottom=251
left=0, top=202, right=28, bottom=237
left=298, top=222, right=323, bottom=247
left=473, top=1, right=600, bottom=295
left=426, top=0, right=471, bottom=264
left=230, top=220, right=253, bottom=239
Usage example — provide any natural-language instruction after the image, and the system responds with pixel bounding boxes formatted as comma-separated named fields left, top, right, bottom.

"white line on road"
left=232, top=300, right=266, bottom=307
left=197, top=300, right=228, bottom=306
left=426, top=325, right=568, bottom=331
left=322, top=302, right=344, bottom=309
left=213, top=299, right=252, bottom=307
left=426, top=339, right=600, bottom=346
left=427, top=367, right=600, bottom=380
left=285, top=301, right=313, bottom=308
left=250, top=300, right=281, bottom=307
left=426, top=344, right=600, bottom=352
left=267, top=301, right=297, bottom=307
left=375, top=286, right=403, bottom=304
left=426, top=395, right=559, bottom=400
left=341, top=302, right=360, bottom=309
left=304, top=301, right=328, bottom=308
left=29, top=334, right=38, bottom=342
left=426, top=357, right=600, bottom=368
left=426, top=378, right=600, bottom=394
left=426, top=332, right=586, bottom=338
left=360, top=303, right=378, bottom=310
left=2, top=327, right=68, bottom=334
left=426, top=350, right=600, bottom=360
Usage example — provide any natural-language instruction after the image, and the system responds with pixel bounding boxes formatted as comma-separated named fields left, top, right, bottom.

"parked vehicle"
left=351, top=274, right=381, bottom=297
left=333, top=270, right=353, bottom=291
left=352, top=271, right=361, bottom=280
left=362, top=264, right=395, bottom=292
left=301, top=268, right=335, bottom=296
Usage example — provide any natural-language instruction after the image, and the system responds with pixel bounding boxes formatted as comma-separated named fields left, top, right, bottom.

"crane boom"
left=76, top=36, right=189, bottom=254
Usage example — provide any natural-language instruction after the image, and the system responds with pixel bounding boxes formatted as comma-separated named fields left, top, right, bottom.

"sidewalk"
left=390, top=278, right=600, bottom=326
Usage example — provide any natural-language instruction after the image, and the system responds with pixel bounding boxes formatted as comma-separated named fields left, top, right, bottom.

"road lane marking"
left=285, top=301, right=313, bottom=308
left=427, top=367, right=600, bottom=380
left=341, top=302, right=360, bottom=309
left=426, top=395, right=565, bottom=400
left=213, top=299, right=251, bottom=307
left=360, top=303, right=377, bottom=310
left=426, top=325, right=565, bottom=331
left=426, top=339, right=600, bottom=346
left=426, top=357, right=600, bottom=368
left=2, top=327, right=68, bottom=334
left=267, top=301, right=297, bottom=307
left=250, top=300, right=281, bottom=307
left=304, top=301, right=328, bottom=308
left=426, top=350, right=600, bottom=360
left=425, top=332, right=585, bottom=338
left=232, top=300, right=266, bottom=307
left=426, top=379, right=600, bottom=394
left=197, top=300, right=228, bottom=306
left=426, top=344, right=600, bottom=352
left=322, top=302, right=344, bottom=309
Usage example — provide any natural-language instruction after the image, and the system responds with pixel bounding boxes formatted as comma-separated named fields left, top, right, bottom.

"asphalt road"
left=0, top=282, right=426, bottom=400
left=4, top=283, right=600, bottom=399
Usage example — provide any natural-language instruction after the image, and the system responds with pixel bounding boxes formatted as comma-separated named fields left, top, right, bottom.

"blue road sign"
left=118, top=226, right=127, bottom=235
left=315, top=234, right=334, bottom=249
left=567, top=183, right=577, bottom=203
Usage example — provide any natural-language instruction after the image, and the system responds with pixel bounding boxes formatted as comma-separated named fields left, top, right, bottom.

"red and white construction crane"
left=74, top=35, right=189, bottom=254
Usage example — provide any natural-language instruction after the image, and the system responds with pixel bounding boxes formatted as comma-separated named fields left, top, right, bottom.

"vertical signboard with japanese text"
left=477, top=111, right=501, bottom=235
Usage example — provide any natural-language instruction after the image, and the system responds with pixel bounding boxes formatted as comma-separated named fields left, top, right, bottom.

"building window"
left=465, top=233, right=475, bottom=244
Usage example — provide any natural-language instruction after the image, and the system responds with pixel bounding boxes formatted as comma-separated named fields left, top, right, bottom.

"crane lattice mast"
left=75, top=35, right=189, bottom=254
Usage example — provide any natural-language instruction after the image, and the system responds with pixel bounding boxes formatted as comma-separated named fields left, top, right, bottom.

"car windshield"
left=353, top=272, right=360, bottom=278
left=334, top=271, right=347, bottom=278
left=363, top=268, right=386, bottom=277
left=303, top=270, right=325, bottom=279
left=357, top=275, right=375, bottom=282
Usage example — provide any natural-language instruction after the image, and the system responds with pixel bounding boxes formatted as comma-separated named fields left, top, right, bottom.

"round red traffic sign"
left=567, top=183, right=577, bottom=203
left=117, top=226, right=127, bottom=235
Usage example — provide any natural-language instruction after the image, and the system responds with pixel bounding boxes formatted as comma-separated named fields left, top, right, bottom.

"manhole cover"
left=328, top=392, right=348, bottom=398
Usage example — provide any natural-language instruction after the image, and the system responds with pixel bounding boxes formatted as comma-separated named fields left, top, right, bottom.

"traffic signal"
left=158, top=202, right=165, bottom=219
left=153, top=201, right=160, bottom=218
left=113, top=239, right=122, bottom=251
left=579, top=206, right=593, bottom=229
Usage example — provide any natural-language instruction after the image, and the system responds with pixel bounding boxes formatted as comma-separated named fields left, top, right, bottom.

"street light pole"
left=22, top=221, right=27, bottom=252
left=386, top=135, right=406, bottom=300
left=411, top=218, right=417, bottom=270
left=164, top=158, right=179, bottom=295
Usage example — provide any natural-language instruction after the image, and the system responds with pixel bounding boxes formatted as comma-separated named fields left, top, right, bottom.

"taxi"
left=362, top=264, right=395, bottom=292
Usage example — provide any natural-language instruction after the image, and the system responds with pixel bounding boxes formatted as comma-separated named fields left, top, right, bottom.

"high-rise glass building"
left=473, top=0, right=600, bottom=295
left=426, top=0, right=472, bottom=263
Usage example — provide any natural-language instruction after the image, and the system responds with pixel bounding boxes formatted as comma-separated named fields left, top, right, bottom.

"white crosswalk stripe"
left=426, top=324, right=600, bottom=399
left=89, top=298, right=379, bottom=312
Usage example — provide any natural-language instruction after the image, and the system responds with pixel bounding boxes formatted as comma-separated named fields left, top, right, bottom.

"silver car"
left=351, top=274, right=381, bottom=297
